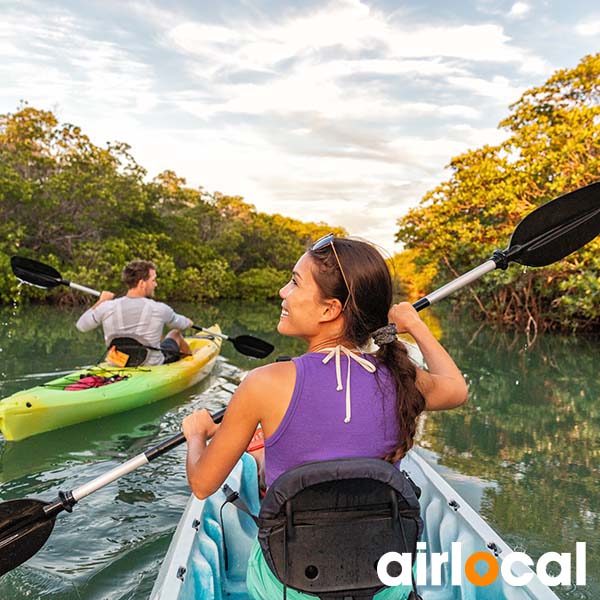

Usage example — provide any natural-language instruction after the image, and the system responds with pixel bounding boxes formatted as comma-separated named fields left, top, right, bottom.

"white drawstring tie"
left=321, top=345, right=376, bottom=423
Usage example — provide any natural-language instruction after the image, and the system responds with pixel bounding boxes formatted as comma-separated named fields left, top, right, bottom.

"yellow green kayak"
left=0, top=326, right=222, bottom=442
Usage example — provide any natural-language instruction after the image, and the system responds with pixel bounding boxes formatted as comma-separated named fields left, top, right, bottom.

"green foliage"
left=395, top=54, right=600, bottom=332
left=0, top=104, right=344, bottom=305
left=177, top=261, right=237, bottom=302
left=237, top=267, right=289, bottom=301
left=0, top=253, right=20, bottom=304
left=387, top=248, right=438, bottom=302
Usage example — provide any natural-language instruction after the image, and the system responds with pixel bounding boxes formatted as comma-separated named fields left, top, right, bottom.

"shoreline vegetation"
left=1, top=53, right=598, bottom=333
left=0, top=104, right=344, bottom=306
left=393, top=54, right=599, bottom=334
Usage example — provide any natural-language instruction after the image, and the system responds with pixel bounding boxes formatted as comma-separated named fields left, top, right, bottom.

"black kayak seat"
left=106, top=336, right=149, bottom=367
left=250, top=457, right=423, bottom=600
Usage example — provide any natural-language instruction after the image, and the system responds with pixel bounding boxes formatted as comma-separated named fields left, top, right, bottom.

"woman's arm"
left=183, top=374, right=261, bottom=499
left=389, top=302, right=468, bottom=411
left=182, top=361, right=294, bottom=499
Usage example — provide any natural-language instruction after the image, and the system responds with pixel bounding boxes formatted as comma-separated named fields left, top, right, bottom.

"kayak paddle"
left=0, top=408, right=226, bottom=577
left=191, top=326, right=274, bottom=359
left=10, top=256, right=101, bottom=297
left=412, top=180, right=600, bottom=311
left=9, top=256, right=274, bottom=359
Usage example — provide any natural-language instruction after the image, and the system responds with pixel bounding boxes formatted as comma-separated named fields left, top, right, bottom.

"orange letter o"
left=464, top=552, right=499, bottom=586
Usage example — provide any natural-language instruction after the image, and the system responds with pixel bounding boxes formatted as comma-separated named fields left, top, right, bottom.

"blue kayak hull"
left=151, top=451, right=559, bottom=600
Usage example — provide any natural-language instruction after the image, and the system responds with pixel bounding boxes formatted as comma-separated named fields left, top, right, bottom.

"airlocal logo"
left=377, top=542, right=587, bottom=588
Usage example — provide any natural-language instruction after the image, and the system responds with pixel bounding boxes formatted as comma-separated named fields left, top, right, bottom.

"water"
left=0, top=302, right=598, bottom=599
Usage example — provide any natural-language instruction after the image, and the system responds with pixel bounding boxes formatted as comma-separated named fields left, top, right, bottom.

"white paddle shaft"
left=69, top=282, right=101, bottom=297
left=200, top=327, right=229, bottom=340
left=72, top=455, right=149, bottom=502
left=424, top=259, right=497, bottom=305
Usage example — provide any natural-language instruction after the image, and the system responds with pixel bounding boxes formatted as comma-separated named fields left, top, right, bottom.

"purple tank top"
left=264, top=351, right=400, bottom=487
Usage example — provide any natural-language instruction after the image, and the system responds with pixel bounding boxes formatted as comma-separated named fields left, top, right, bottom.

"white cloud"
left=447, top=124, right=509, bottom=148
left=447, top=75, right=526, bottom=105
left=575, top=18, right=600, bottom=36
left=0, top=39, right=26, bottom=58
left=0, top=6, right=157, bottom=117
left=1, top=0, right=582, bottom=254
left=158, top=0, right=550, bottom=145
left=127, top=1, right=181, bottom=30
left=167, top=2, right=543, bottom=71
left=508, top=2, right=531, bottom=19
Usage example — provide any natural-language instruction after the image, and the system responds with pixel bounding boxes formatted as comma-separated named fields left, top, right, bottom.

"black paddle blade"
left=507, top=181, right=600, bottom=267
left=0, top=499, right=55, bottom=576
left=232, top=335, right=274, bottom=358
left=10, top=256, right=63, bottom=289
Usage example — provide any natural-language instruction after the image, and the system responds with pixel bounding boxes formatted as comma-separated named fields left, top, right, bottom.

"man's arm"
left=163, top=304, right=193, bottom=330
left=76, top=291, right=114, bottom=332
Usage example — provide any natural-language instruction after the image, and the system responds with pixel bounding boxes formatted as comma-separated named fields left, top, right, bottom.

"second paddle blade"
left=232, top=335, right=274, bottom=358
left=0, top=498, right=56, bottom=576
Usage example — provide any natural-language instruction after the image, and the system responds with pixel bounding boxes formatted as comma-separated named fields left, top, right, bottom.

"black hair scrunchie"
left=371, top=323, right=398, bottom=345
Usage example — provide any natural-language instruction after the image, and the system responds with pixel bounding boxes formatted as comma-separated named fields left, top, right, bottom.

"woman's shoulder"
left=239, top=359, right=297, bottom=394
left=235, top=360, right=297, bottom=422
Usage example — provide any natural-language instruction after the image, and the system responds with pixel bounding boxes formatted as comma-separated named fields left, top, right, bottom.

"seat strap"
left=219, top=484, right=259, bottom=572
left=396, top=510, right=420, bottom=599
left=221, top=484, right=259, bottom=525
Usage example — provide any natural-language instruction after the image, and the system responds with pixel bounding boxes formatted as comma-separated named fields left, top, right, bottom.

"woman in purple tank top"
left=182, top=235, right=468, bottom=599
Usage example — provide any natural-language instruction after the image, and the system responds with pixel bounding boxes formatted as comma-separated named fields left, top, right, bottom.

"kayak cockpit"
left=151, top=451, right=560, bottom=600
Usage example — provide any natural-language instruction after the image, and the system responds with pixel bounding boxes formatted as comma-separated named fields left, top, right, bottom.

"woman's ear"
left=320, top=298, right=344, bottom=322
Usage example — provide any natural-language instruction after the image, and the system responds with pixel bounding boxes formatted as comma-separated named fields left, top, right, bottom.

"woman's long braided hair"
left=308, top=237, right=425, bottom=461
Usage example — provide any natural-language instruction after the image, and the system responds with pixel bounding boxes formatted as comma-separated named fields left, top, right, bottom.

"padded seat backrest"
left=258, top=458, right=422, bottom=600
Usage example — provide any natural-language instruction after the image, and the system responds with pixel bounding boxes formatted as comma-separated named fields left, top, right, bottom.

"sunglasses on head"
left=310, top=234, right=352, bottom=311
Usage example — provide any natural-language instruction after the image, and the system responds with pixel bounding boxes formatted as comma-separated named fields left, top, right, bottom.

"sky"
left=1, top=0, right=599, bottom=254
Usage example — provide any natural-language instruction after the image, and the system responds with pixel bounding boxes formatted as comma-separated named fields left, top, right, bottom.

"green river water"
left=0, top=301, right=598, bottom=599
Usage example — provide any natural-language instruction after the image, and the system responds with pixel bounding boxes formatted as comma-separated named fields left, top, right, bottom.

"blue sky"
left=1, top=0, right=599, bottom=253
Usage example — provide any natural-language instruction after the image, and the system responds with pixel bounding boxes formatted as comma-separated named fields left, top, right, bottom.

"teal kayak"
left=151, top=451, right=560, bottom=600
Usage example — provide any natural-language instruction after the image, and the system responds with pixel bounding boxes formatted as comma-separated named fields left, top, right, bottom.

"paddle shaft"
left=193, top=325, right=229, bottom=340
left=43, top=408, right=225, bottom=518
left=190, top=326, right=274, bottom=358
left=12, top=180, right=599, bottom=318
left=69, top=282, right=101, bottom=297
left=413, top=259, right=498, bottom=312
left=10, top=257, right=274, bottom=357
left=3, top=181, right=597, bottom=576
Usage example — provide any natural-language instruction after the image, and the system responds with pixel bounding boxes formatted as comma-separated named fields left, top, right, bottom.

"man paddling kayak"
left=76, top=260, right=193, bottom=366
left=182, top=235, right=468, bottom=599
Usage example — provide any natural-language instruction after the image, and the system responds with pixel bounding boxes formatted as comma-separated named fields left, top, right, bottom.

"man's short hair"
left=122, top=260, right=156, bottom=289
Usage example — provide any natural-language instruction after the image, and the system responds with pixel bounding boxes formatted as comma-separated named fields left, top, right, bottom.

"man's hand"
left=92, top=291, right=115, bottom=309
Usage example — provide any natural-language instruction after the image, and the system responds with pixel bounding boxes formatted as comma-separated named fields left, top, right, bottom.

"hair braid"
left=377, top=341, right=425, bottom=462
